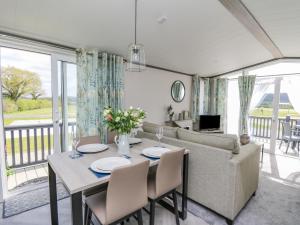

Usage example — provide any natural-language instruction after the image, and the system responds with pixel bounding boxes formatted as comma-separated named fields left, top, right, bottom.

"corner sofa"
left=137, top=122, right=261, bottom=224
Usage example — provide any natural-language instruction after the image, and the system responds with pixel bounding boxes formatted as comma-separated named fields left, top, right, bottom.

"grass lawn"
left=5, top=134, right=54, bottom=155
left=250, top=108, right=300, bottom=118
left=4, top=105, right=76, bottom=125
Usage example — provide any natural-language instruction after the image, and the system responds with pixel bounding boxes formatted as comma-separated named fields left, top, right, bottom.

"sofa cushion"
left=177, top=128, right=240, bottom=153
left=142, top=122, right=178, bottom=138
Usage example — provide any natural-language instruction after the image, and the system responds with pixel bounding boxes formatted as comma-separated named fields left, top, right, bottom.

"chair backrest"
left=282, top=122, right=292, bottom=137
left=77, top=135, right=101, bottom=147
left=155, top=149, right=185, bottom=198
left=106, top=160, right=149, bottom=224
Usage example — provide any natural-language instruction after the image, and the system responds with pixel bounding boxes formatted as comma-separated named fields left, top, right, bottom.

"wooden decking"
left=7, top=163, right=48, bottom=191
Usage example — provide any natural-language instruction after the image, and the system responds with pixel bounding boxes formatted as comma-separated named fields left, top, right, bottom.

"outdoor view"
left=227, top=62, right=300, bottom=140
left=0, top=47, right=76, bottom=175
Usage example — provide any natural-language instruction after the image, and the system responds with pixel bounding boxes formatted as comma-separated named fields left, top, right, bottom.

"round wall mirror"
left=171, top=80, right=185, bottom=102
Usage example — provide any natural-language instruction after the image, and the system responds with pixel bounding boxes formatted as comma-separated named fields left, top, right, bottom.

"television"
left=199, top=115, right=221, bottom=130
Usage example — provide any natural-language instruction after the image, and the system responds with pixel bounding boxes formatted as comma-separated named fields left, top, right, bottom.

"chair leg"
left=84, top=203, right=88, bottom=225
left=149, top=200, right=155, bottom=225
left=286, top=140, right=290, bottom=153
left=85, top=206, right=92, bottom=225
left=225, top=218, right=233, bottom=225
left=137, top=209, right=143, bottom=225
left=172, top=191, right=180, bottom=225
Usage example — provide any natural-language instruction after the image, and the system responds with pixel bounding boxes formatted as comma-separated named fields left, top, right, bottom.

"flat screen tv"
left=199, top=115, right=220, bottom=130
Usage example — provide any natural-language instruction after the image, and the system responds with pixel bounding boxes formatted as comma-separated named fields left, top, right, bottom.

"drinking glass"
left=70, top=131, right=80, bottom=159
left=156, top=127, right=164, bottom=147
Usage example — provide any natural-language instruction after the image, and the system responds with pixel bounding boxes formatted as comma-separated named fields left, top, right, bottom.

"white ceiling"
left=242, top=0, right=300, bottom=57
left=0, top=0, right=298, bottom=76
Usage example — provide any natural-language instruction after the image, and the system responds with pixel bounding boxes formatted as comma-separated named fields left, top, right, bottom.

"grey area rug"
left=186, top=173, right=300, bottom=225
left=2, top=177, right=69, bottom=218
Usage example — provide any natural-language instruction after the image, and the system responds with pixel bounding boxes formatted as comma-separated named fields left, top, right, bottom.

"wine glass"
left=70, top=131, right=80, bottom=159
left=156, top=127, right=164, bottom=147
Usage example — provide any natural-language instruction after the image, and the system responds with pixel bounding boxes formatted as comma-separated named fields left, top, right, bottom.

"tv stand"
left=195, top=129, right=224, bottom=134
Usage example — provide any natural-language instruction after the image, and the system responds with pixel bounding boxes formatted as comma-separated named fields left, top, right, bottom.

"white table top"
left=48, top=138, right=186, bottom=194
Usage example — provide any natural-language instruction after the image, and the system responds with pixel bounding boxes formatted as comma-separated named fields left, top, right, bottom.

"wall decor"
left=171, top=80, right=185, bottom=102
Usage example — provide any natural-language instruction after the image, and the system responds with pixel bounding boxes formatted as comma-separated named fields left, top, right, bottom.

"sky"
left=0, top=47, right=76, bottom=97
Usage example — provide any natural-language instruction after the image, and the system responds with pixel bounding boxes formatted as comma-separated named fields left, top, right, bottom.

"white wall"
left=124, top=67, right=192, bottom=124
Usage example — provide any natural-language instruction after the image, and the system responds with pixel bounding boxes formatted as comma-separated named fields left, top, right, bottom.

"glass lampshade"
left=127, top=43, right=146, bottom=72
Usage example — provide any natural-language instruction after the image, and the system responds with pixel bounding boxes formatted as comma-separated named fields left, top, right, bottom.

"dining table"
left=48, top=138, right=189, bottom=225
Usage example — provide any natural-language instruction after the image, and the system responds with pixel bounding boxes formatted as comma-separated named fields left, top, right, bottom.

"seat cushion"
left=177, top=128, right=240, bottom=154
left=86, top=191, right=107, bottom=225
left=142, top=122, right=178, bottom=138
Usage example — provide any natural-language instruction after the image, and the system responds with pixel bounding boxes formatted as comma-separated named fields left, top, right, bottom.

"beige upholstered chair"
left=77, top=135, right=101, bottom=147
left=148, top=149, right=185, bottom=225
left=85, top=160, right=150, bottom=225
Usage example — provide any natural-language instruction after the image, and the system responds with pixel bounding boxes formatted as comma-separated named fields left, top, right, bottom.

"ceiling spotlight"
left=157, top=16, right=168, bottom=24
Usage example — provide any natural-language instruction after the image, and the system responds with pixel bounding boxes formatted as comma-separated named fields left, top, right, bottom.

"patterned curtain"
left=238, top=75, right=256, bottom=135
left=76, top=49, right=124, bottom=142
left=213, top=78, right=228, bottom=131
left=203, top=78, right=211, bottom=114
left=191, top=75, right=201, bottom=121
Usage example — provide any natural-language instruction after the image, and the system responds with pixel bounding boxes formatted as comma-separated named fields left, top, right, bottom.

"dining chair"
left=77, top=135, right=101, bottom=147
left=147, top=149, right=185, bottom=225
left=279, top=122, right=300, bottom=153
left=84, top=160, right=150, bottom=225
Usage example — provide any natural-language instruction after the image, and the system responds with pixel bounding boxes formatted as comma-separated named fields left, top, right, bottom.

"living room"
left=0, top=1, right=299, bottom=225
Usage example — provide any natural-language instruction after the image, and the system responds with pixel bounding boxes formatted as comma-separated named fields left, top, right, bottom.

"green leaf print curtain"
left=213, top=78, right=228, bottom=131
left=76, top=49, right=124, bottom=142
left=238, top=75, right=256, bottom=135
left=192, top=75, right=201, bottom=121
left=203, top=78, right=211, bottom=114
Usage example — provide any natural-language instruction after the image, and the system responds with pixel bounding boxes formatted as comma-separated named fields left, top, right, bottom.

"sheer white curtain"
left=249, top=78, right=274, bottom=135
left=283, top=76, right=300, bottom=113
left=227, top=79, right=240, bottom=135
left=249, top=78, right=274, bottom=111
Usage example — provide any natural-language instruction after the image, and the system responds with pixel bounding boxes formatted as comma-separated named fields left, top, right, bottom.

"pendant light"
left=127, top=0, right=146, bottom=72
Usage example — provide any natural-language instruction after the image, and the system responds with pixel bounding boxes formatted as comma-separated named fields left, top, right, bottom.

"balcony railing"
left=4, top=122, right=76, bottom=168
left=248, top=116, right=299, bottom=139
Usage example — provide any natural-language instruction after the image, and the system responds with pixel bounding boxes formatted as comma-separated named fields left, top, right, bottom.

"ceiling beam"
left=219, top=0, right=283, bottom=58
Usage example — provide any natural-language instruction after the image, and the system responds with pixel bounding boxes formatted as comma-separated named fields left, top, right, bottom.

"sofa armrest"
left=228, top=143, right=261, bottom=219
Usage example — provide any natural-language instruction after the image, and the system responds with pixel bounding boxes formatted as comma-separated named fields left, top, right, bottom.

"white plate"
left=129, top=137, right=142, bottom=145
left=142, top=147, right=171, bottom=158
left=90, top=157, right=131, bottom=174
left=77, top=144, right=108, bottom=153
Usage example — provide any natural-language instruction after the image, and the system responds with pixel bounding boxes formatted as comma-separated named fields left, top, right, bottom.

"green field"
left=4, top=105, right=76, bottom=126
left=250, top=108, right=300, bottom=118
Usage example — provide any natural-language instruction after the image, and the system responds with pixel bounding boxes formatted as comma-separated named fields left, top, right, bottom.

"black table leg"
left=49, top=163, right=58, bottom=225
left=71, top=192, right=83, bottom=225
left=180, top=153, right=189, bottom=220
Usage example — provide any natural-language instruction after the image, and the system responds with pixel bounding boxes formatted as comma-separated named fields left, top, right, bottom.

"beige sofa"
left=137, top=122, right=261, bottom=224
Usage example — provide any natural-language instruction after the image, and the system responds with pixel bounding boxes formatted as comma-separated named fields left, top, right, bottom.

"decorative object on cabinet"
left=167, top=104, right=175, bottom=121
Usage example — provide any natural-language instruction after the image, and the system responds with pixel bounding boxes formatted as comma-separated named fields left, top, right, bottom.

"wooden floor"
left=7, top=163, right=48, bottom=191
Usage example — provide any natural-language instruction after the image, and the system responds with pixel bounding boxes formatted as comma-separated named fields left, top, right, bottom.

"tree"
left=1, top=66, right=44, bottom=101
left=28, top=78, right=45, bottom=100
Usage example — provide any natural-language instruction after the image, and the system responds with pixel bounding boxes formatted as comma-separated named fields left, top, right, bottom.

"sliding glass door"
left=58, top=61, right=77, bottom=152
left=0, top=46, right=75, bottom=193
left=227, top=62, right=300, bottom=154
